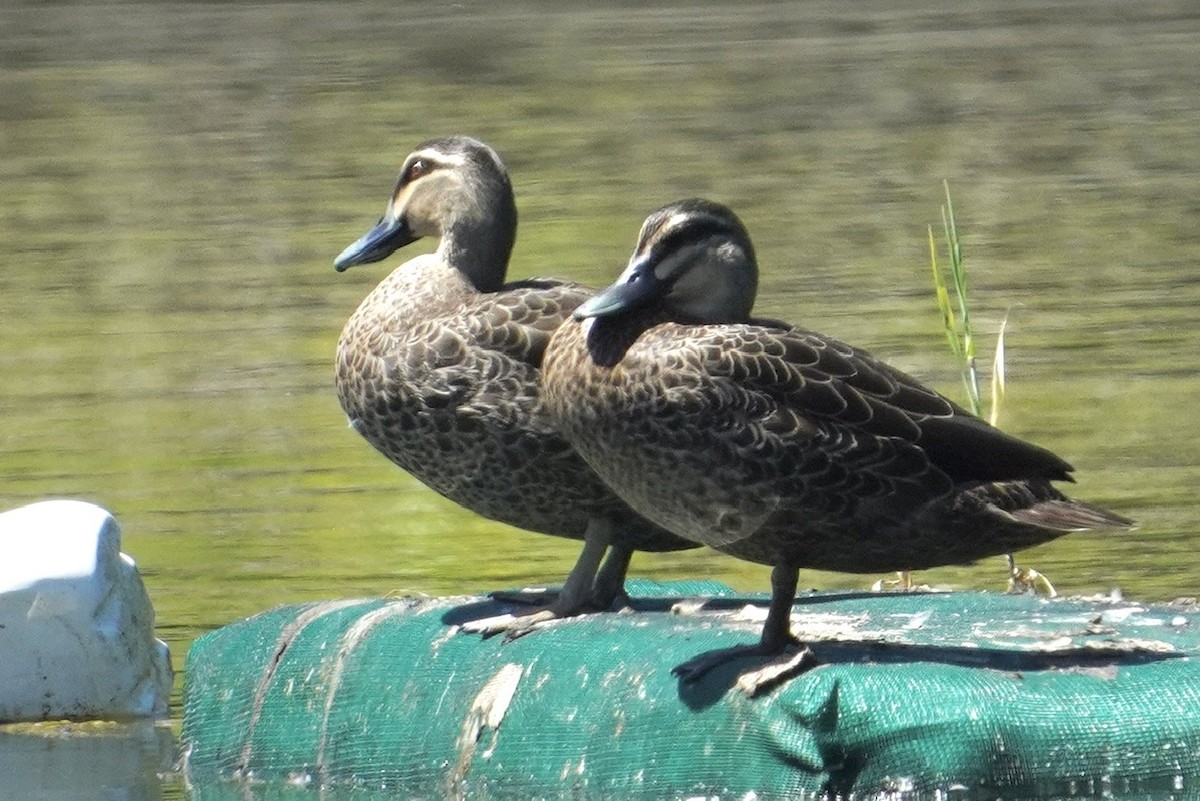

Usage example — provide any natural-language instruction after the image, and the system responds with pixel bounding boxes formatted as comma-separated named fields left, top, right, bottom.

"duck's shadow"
left=441, top=591, right=1183, bottom=711
left=670, top=637, right=1178, bottom=710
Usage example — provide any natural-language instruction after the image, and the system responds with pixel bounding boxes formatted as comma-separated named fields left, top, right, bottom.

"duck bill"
left=334, top=214, right=419, bottom=272
left=574, top=254, right=661, bottom=319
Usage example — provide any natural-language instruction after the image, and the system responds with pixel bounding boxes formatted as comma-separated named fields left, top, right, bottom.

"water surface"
left=2, top=1, right=1199, bottom=797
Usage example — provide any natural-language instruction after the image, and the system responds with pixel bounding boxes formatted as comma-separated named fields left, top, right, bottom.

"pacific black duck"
left=542, top=197, right=1135, bottom=693
left=333, top=137, right=695, bottom=633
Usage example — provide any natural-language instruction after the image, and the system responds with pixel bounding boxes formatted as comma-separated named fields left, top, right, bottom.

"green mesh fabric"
left=182, top=582, right=1200, bottom=799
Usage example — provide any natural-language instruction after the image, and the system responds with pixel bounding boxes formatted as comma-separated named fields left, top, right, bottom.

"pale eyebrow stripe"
left=410, top=149, right=469, bottom=168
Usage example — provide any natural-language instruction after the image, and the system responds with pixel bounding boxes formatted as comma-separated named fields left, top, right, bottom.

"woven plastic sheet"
left=182, top=581, right=1200, bottom=799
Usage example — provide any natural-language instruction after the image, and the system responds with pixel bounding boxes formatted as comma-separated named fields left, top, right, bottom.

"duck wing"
left=657, top=320, right=1074, bottom=485
left=443, top=278, right=593, bottom=432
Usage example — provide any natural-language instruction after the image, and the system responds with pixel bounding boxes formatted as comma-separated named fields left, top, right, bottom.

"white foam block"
left=0, top=500, right=172, bottom=722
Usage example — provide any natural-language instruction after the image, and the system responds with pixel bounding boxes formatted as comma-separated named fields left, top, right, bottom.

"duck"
left=541, top=197, right=1135, bottom=693
left=333, top=136, right=696, bottom=633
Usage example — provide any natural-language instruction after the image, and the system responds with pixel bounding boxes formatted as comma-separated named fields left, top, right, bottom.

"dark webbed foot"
left=672, top=638, right=817, bottom=696
left=459, top=520, right=630, bottom=640
left=459, top=575, right=602, bottom=640
left=674, top=564, right=813, bottom=696
left=488, top=587, right=559, bottom=607
left=460, top=606, right=564, bottom=640
left=734, top=644, right=818, bottom=695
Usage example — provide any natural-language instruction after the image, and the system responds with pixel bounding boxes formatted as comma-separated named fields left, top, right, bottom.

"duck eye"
left=406, top=159, right=431, bottom=182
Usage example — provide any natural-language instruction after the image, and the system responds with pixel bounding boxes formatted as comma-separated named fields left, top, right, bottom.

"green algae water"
left=2, top=1, right=1199, bottom=797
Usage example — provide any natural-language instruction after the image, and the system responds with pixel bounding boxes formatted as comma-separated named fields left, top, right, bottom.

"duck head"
left=575, top=198, right=758, bottom=324
left=334, top=136, right=517, bottom=292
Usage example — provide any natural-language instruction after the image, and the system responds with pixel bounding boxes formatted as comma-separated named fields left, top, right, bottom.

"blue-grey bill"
left=574, top=257, right=661, bottom=319
left=334, top=216, right=417, bottom=272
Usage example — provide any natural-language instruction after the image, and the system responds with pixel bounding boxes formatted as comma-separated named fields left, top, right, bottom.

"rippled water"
left=2, top=1, right=1199, bottom=797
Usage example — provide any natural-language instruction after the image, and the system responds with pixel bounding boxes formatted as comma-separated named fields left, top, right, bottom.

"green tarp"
left=182, top=581, right=1200, bottom=799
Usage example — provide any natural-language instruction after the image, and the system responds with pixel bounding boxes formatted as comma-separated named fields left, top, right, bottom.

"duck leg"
left=461, top=517, right=615, bottom=639
left=673, top=564, right=817, bottom=697
left=591, top=543, right=633, bottom=609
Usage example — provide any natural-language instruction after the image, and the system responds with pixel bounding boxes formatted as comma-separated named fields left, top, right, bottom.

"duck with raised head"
left=542, top=198, right=1135, bottom=693
left=333, top=137, right=696, bottom=633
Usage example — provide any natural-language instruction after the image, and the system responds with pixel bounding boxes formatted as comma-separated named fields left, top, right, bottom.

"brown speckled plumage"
left=336, top=261, right=684, bottom=547
left=550, top=310, right=1126, bottom=570
left=542, top=198, right=1134, bottom=688
left=334, top=137, right=693, bottom=624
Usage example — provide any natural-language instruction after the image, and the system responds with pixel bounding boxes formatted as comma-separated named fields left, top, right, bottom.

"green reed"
left=927, top=183, right=1058, bottom=594
left=928, top=181, right=1006, bottom=425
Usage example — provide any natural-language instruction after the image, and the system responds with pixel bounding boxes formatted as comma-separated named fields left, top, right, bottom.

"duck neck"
left=438, top=196, right=517, bottom=294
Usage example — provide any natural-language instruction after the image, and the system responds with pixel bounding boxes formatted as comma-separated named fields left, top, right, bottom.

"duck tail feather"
left=1010, top=499, right=1136, bottom=532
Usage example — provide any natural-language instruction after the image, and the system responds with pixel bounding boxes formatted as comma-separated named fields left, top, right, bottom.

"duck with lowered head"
left=542, top=198, right=1135, bottom=694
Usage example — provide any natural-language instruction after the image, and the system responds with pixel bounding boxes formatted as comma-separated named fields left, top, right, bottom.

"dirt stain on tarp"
left=448, top=662, right=525, bottom=799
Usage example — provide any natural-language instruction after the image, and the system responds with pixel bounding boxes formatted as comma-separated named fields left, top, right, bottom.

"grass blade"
left=989, top=312, right=1009, bottom=427
left=929, top=225, right=964, bottom=362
